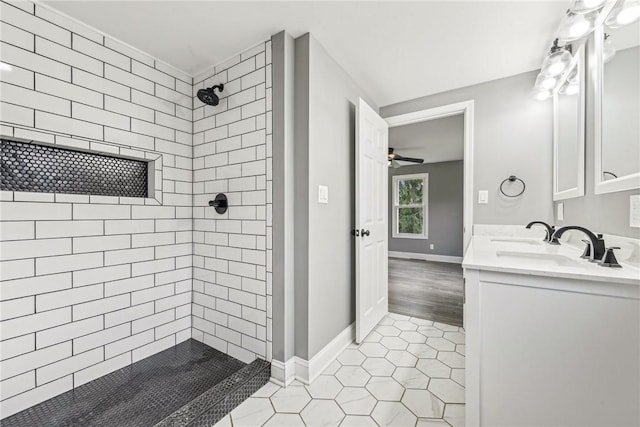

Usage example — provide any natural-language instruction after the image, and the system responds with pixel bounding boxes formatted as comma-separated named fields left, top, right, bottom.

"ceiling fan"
left=388, top=147, right=424, bottom=168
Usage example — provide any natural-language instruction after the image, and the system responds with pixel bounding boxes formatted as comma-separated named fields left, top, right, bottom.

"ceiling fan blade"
left=394, top=155, right=424, bottom=163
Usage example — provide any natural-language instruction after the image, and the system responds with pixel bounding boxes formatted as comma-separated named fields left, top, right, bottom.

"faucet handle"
left=580, top=239, right=591, bottom=259
left=599, top=247, right=622, bottom=268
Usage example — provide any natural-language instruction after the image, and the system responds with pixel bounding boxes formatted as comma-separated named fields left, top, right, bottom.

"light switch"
left=318, top=185, right=329, bottom=204
left=557, top=202, right=564, bottom=221
left=631, top=195, right=640, bottom=227
left=478, top=190, right=488, bottom=204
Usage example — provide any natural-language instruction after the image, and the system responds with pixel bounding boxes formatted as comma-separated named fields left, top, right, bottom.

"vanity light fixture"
left=605, top=0, right=640, bottom=27
left=540, top=39, right=573, bottom=77
left=566, top=82, right=580, bottom=95
left=557, top=10, right=598, bottom=41
left=535, top=73, right=559, bottom=90
left=559, top=81, right=580, bottom=95
left=602, top=33, right=617, bottom=63
left=571, top=0, right=609, bottom=14
left=532, top=88, right=553, bottom=101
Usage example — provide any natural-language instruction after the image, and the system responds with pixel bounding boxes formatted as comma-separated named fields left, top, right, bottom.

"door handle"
left=360, top=229, right=370, bottom=237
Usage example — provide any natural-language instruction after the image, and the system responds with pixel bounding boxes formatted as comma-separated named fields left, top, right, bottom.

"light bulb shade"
left=558, top=12, right=596, bottom=41
left=570, top=0, right=608, bottom=14
left=535, top=73, right=558, bottom=90
left=559, top=81, right=580, bottom=95
left=606, top=0, right=640, bottom=28
left=541, top=48, right=573, bottom=77
left=565, top=83, right=580, bottom=95
left=532, top=88, right=552, bottom=101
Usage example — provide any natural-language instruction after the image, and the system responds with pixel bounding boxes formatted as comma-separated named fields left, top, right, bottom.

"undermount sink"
left=495, top=251, right=583, bottom=267
left=490, top=238, right=542, bottom=246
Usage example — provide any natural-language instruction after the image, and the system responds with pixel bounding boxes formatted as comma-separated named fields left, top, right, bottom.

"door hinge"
left=351, top=229, right=360, bottom=237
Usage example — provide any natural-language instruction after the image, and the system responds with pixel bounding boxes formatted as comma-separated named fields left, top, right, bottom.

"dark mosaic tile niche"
left=0, top=139, right=149, bottom=198
left=0, top=339, right=270, bottom=427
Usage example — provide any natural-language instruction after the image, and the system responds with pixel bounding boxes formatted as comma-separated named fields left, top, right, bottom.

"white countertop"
left=463, top=235, right=640, bottom=286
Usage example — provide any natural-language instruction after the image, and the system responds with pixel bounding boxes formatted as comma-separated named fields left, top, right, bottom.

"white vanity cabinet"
left=463, top=237, right=640, bottom=427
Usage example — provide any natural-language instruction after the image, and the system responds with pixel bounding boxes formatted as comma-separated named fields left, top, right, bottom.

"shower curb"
left=154, top=358, right=271, bottom=427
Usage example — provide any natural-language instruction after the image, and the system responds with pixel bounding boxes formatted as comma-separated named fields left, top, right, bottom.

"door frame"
left=384, top=100, right=475, bottom=252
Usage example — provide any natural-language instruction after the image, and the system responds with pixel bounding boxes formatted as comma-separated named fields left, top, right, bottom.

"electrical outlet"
left=478, top=190, right=488, bottom=204
left=557, top=202, right=564, bottom=221
left=318, top=185, right=329, bottom=204
left=430, top=244, right=435, bottom=250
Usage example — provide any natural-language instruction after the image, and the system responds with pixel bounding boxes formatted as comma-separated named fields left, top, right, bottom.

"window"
left=392, top=173, right=428, bottom=239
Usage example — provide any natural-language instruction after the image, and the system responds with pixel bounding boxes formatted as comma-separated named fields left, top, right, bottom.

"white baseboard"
left=389, top=251, right=462, bottom=264
left=270, top=323, right=355, bottom=386
left=305, top=322, right=355, bottom=384
left=270, top=358, right=296, bottom=387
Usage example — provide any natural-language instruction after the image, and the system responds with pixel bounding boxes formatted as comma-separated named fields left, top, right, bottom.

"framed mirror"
left=553, top=46, right=586, bottom=201
left=594, top=21, right=640, bottom=194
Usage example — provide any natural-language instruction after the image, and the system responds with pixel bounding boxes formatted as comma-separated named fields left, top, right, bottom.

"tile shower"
left=0, top=0, right=272, bottom=421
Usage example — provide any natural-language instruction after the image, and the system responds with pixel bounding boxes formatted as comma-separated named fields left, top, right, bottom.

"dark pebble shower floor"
left=0, top=339, right=270, bottom=427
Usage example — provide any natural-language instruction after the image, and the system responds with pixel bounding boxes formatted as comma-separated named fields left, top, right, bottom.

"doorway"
left=350, top=99, right=469, bottom=426
left=355, top=99, right=474, bottom=340
left=384, top=101, right=474, bottom=327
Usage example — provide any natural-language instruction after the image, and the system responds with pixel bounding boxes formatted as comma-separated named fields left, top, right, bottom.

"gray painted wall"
left=293, top=34, right=311, bottom=360
left=556, top=43, right=640, bottom=238
left=389, top=161, right=463, bottom=257
left=294, top=33, right=378, bottom=360
left=271, top=31, right=296, bottom=363
left=381, top=71, right=555, bottom=227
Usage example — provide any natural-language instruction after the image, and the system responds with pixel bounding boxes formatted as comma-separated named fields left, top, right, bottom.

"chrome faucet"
left=525, top=221, right=559, bottom=244
left=552, top=226, right=606, bottom=262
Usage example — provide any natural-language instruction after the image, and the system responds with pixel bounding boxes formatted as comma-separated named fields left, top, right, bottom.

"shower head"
left=197, top=84, right=224, bottom=106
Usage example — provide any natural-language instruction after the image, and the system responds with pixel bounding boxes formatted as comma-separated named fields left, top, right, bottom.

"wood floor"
left=388, top=257, right=464, bottom=326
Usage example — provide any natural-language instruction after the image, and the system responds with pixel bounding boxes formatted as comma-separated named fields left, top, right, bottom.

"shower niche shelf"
left=1, top=139, right=150, bottom=198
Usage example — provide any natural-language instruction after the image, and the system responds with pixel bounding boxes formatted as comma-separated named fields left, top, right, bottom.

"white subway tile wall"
left=0, top=0, right=273, bottom=419
left=0, top=1, right=243, bottom=420
left=191, top=40, right=273, bottom=366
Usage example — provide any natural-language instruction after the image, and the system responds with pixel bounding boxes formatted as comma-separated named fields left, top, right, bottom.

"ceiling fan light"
left=558, top=11, right=596, bottom=41
left=535, top=73, right=559, bottom=90
left=606, top=0, right=640, bottom=27
left=570, top=0, right=608, bottom=14
left=541, top=47, right=573, bottom=77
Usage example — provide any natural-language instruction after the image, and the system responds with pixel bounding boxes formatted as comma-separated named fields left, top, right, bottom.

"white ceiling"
left=43, top=0, right=569, bottom=107
left=390, top=114, right=464, bottom=165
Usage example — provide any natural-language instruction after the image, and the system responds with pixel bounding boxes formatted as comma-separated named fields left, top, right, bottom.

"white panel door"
left=355, top=98, right=389, bottom=343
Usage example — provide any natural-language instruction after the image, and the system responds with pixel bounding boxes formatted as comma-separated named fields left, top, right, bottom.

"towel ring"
left=500, top=175, right=526, bottom=198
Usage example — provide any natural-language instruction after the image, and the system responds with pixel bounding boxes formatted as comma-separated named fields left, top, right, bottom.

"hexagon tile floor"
left=216, top=313, right=465, bottom=427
